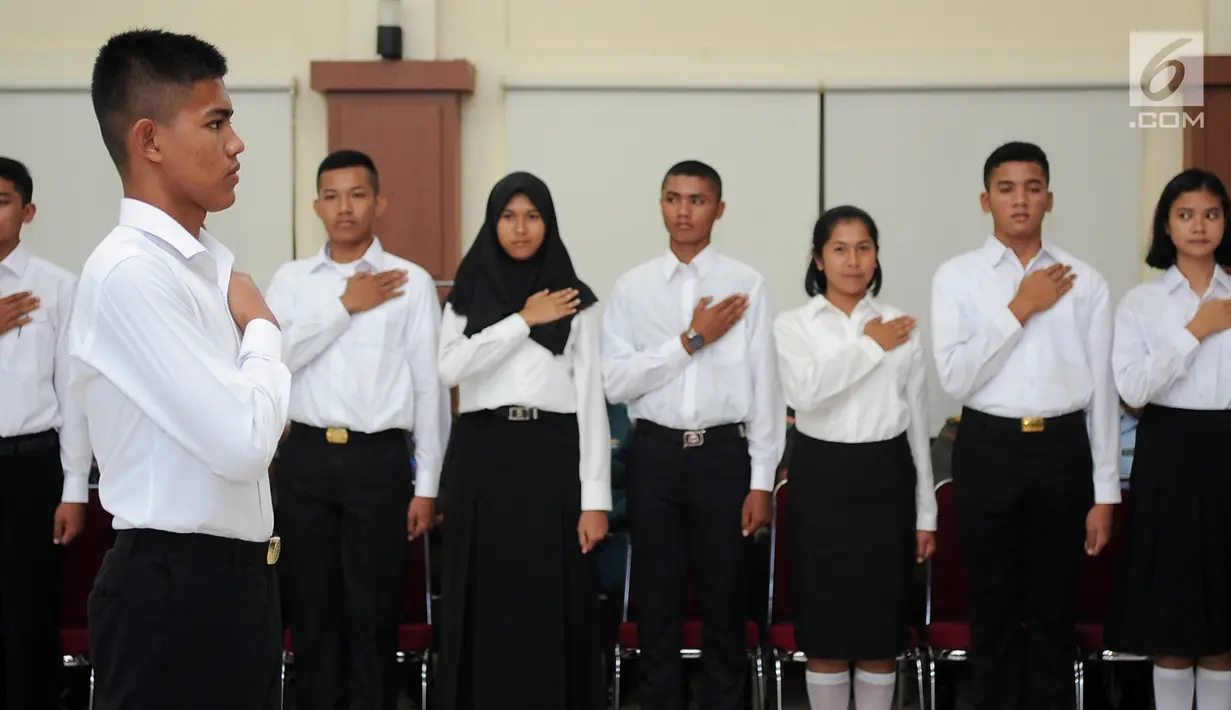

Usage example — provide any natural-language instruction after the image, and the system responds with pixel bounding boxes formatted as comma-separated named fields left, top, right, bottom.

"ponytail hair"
left=803, top=205, right=883, bottom=297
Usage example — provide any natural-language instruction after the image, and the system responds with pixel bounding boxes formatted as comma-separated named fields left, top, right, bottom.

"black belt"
left=114, top=528, right=280, bottom=566
left=289, top=422, right=402, bottom=446
left=0, top=430, right=58, bottom=457
left=959, top=407, right=1085, bottom=435
left=480, top=406, right=571, bottom=422
left=635, top=420, right=748, bottom=448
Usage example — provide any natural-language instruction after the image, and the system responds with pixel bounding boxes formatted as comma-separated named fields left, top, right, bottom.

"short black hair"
left=90, top=29, right=229, bottom=171
left=983, top=141, right=1050, bottom=189
left=1146, top=168, right=1231, bottom=269
left=0, top=157, right=33, bottom=205
left=316, top=150, right=380, bottom=193
left=805, top=205, right=883, bottom=297
left=663, top=160, right=722, bottom=200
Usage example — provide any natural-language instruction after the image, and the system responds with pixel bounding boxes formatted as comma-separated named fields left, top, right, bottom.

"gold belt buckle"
left=683, top=430, right=705, bottom=448
left=325, top=427, right=349, bottom=444
left=1021, top=417, right=1044, bottom=433
left=267, top=536, right=281, bottom=565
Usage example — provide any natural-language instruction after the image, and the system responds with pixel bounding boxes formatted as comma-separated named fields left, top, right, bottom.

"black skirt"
left=434, top=410, right=604, bottom=710
left=1105, top=404, right=1231, bottom=657
left=787, top=431, right=918, bottom=660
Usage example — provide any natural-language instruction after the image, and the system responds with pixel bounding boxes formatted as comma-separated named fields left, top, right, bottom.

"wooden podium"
left=310, top=60, right=475, bottom=300
left=1184, top=55, right=1231, bottom=184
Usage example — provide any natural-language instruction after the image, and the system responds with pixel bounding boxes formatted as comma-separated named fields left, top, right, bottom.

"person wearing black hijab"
left=434, top=171, right=611, bottom=710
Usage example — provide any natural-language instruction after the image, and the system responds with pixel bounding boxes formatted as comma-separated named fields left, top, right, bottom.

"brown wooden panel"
left=1184, top=55, right=1231, bottom=184
left=311, top=60, right=475, bottom=93
left=325, top=94, right=459, bottom=281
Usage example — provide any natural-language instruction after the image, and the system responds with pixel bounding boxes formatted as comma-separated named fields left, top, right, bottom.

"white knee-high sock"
left=805, top=669, right=851, bottom=710
left=1196, top=667, right=1231, bottom=709
left=1154, top=665, right=1195, bottom=710
left=853, top=668, right=896, bottom=710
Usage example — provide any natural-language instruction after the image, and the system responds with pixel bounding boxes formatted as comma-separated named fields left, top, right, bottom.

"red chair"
left=766, top=480, right=926, bottom=710
left=60, top=486, right=116, bottom=710
left=278, top=532, right=434, bottom=710
left=926, top=479, right=1083, bottom=710
left=610, top=535, right=765, bottom=709
left=1075, top=487, right=1146, bottom=708
left=396, top=530, right=435, bottom=710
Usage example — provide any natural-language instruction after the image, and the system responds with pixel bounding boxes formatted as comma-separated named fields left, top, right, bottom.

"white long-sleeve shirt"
left=1112, top=265, right=1231, bottom=410
left=439, top=303, right=612, bottom=511
left=0, top=244, right=92, bottom=502
left=69, top=198, right=291, bottom=542
left=265, top=238, right=451, bottom=497
left=773, top=294, right=937, bottom=530
left=600, top=246, right=786, bottom=492
left=930, top=236, right=1120, bottom=505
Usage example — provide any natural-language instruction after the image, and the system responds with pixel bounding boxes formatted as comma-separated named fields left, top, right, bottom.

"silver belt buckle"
left=508, top=406, right=537, bottom=422
left=683, top=430, right=705, bottom=448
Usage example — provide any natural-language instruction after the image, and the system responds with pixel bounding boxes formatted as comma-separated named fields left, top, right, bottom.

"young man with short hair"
left=601, top=160, right=785, bottom=710
left=73, top=30, right=292, bottom=710
left=265, top=149, right=450, bottom=710
left=930, top=141, right=1118, bottom=710
left=0, top=156, right=91, bottom=710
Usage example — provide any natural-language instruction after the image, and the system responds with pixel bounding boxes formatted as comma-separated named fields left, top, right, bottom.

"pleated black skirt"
left=434, top=410, right=604, bottom=710
left=788, top=431, right=917, bottom=660
left=1105, top=404, right=1231, bottom=658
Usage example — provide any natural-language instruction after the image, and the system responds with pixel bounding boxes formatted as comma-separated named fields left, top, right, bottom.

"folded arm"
left=265, top=265, right=351, bottom=373
left=79, top=257, right=291, bottom=483
left=437, top=303, right=532, bottom=387
left=930, top=270, right=1024, bottom=401
left=1111, top=298, right=1200, bottom=409
left=773, top=313, right=886, bottom=412
left=600, top=283, right=693, bottom=403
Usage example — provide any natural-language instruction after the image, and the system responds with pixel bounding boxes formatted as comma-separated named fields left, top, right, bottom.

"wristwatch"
left=685, top=328, right=705, bottom=351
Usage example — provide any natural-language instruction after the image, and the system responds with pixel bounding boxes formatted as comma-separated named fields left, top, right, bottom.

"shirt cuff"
left=1094, top=478, right=1122, bottom=504
left=916, top=509, right=938, bottom=532
left=858, top=335, right=887, bottom=361
left=502, top=313, right=534, bottom=339
left=994, top=306, right=1025, bottom=336
left=1167, top=325, right=1201, bottom=357
left=581, top=480, right=613, bottom=512
left=661, top=334, right=693, bottom=367
left=241, top=319, right=284, bottom=361
left=750, top=464, right=775, bottom=492
left=61, top=475, right=89, bottom=504
left=413, top=467, right=440, bottom=498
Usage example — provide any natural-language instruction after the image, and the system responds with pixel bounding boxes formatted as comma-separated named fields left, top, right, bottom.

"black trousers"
left=276, top=424, right=412, bottom=710
left=627, top=421, right=752, bottom=710
left=89, top=528, right=283, bottom=710
left=0, top=432, right=63, bottom=710
left=952, top=408, right=1094, bottom=710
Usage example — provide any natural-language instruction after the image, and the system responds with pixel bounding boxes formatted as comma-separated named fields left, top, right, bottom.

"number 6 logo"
left=1140, top=37, right=1192, bottom=102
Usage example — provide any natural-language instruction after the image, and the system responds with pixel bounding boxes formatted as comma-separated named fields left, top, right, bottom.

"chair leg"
left=1074, top=659, right=1084, bottom=710
left=928, top=657, right=937, bottom=710
left=753, top=651, right=765, bottom=710
left=279, top=654, right=287, bottom=710
left=915, top=654, right=926, bottom=710
left=88, top=667, right=95, bottom=710
left=420, top=656, right=430, bottom=710
left=774, top=655, right=784, bottom=710
left=611, top=647, right=622, bottom=710
left=896, top=658, right=906, bottom=710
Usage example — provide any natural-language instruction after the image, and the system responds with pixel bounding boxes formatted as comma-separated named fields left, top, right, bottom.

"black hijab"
left=447, top=171, right=597, bottom=355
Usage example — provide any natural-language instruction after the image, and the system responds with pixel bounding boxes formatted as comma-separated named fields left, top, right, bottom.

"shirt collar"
left=118, top=198, right=235, bottom=280
left=0, top=243, right=30, bottom=277
left=310, top=236, right=387, bottom=273
left=660, top=243, right=716, bottom=281
left=809, top=292, right=883, bottom=318
left=979, top=234, right=1059, bottom=268
left=1162, top=263, right=1231, bottom=297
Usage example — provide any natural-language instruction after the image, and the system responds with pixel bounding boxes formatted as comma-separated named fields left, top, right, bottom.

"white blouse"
left=1113, top=265, right=1231, bottom=410
left=773, top=294, right=937, bottom=531
left=438, top=303, right=612, bottom=511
